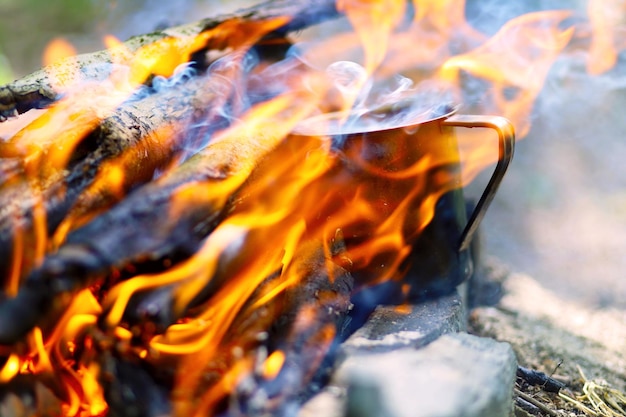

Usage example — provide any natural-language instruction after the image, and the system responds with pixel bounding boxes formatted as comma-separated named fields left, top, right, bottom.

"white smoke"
left=464, top=0, right=626, bottom=308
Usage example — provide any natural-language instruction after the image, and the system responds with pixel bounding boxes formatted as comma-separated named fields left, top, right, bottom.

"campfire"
left=0, top=0, right=617, bottom=415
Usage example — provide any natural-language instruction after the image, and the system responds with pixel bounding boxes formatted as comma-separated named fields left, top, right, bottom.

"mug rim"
left=291, top=104, right=459, bottom=137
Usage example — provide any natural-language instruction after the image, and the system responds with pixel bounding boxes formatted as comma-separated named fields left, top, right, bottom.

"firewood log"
left=0, top=59, right=236, bottom=283
left=0, top=237, right=351, bottom=417
left=0, top=0, right=339, bottom=121
left=0, top=91, right=318, bottom=345
left=99, top=351, right=173, bottom=417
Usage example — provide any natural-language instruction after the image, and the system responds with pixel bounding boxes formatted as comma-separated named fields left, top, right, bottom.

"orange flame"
left=43, top=38, right=77, bottom=67
left=3, top=1, right=626, bottom=416
left=43, top=38, right=78, bottom=92
left=587, top=0, right=626, bottom=74
left=413, top=0, right=468, bottom=30
left=337, top=0, right=406, bottom=74
left=261, top=350, right=285, bottom=380
left=439, top=10, right=574, bottom=137
left=0, top=354, right=21, bottom=383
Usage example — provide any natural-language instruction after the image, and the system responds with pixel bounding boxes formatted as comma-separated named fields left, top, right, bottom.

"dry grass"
left=515, top=365, right=626, bottom=417
left=558, top=366, right=626, bottom=417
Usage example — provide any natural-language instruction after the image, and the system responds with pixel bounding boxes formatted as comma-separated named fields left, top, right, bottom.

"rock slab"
left=300, top=333, right=517, bottom=417
left=341, top=289, right=466, bottom=355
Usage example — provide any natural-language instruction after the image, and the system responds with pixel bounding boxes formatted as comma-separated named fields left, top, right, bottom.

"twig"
left=515, top=396, right=541, bottom=415
left=517, top=365, right=566, bottom=393
left=514, top=388, right=560, bottom=417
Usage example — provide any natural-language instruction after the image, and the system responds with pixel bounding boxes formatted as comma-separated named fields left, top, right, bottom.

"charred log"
left=0, top=60, right=234, bottom=282
left=0, top=90, right=314, bottom=345
left=0, top=238, right=352, bottom=416
left=236, top=241, right=354, bottom=415
left=100, top=352, right=172, bottom=417
left=0, top=1, right=404, bottom=415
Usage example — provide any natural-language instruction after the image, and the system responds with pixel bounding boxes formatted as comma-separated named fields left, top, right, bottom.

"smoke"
left=465, top=0, right=583, bottom=35
left=290, top=57, right=454, bottom=140
left=151, top=62, right=198, bottom=92
left=463, top=0, right=626, bottom=308
left=325, top=60, right=372, bottom=110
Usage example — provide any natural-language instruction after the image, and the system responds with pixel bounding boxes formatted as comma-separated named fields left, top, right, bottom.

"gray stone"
left=297, top=387, right=345, bottom=417
left=336, top=333, right=517, bottom=417
left=341, top=289, right=466, bottom=355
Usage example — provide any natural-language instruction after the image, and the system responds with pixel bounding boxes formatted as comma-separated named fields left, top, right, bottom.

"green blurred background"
left=0, top=0, right=99, bottom=82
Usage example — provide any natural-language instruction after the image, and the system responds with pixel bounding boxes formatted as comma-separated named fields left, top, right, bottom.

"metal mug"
left=292, top=105, right=515, bottom=306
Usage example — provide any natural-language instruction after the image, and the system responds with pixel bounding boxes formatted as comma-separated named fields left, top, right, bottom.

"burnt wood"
left=516, top=366, right=565, bottom=393
left=0, top=84, right=317, bottom=345
left=0, top=66, right=234, bottom=283
left=0, top=2, right=351, bottom=414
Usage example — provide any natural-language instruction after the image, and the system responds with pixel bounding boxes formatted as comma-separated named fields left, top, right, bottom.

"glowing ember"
left=0, top=0, right=623, bottom=416
left=261, top=350, right=285, bottom=380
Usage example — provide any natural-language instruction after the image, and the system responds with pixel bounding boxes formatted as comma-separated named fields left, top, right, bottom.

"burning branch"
left=0, top=3, right=353, bottom=414
left=0, top=91, right=321, bottom=345
left=0, top=57, right=239, bottom=285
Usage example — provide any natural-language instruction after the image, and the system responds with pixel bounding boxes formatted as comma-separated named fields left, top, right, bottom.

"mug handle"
left=441, top=115, right=515, bottom=252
